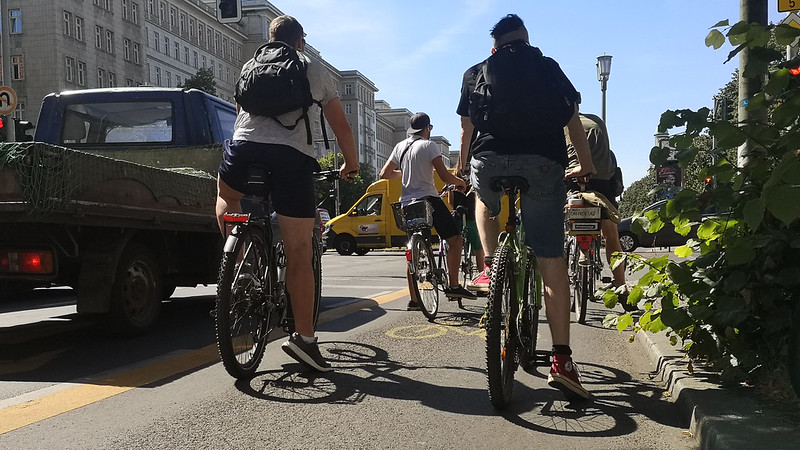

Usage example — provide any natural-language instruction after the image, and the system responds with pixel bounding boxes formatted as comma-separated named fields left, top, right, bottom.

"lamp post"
left=596, top=54, right=613, bottom=125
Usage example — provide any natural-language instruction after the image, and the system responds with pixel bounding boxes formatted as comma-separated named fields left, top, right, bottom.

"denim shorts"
left=470, top=153, right=566, bottom=258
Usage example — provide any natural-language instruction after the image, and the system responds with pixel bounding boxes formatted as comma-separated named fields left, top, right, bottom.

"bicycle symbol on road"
left=386, top=322, right=485, bottom=340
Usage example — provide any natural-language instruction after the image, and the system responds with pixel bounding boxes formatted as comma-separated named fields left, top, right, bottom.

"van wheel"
left=355, top=248, right=370, bottom=256
left=106, top=243, right=162, bottom=335
left=336, top=235, right=356, bottom=256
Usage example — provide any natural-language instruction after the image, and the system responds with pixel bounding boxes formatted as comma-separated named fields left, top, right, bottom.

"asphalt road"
left=0, top=250, right=694, bottom=449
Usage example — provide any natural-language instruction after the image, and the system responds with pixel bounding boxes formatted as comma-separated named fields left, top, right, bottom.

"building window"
left=124, top=38, right=131, bottom=60
left=11, top=55, right=23, bottom=80
left=184, top=46, right=189, bottom=64
left=77, top=61, right=86, bottom=86
left=345, top=84, right=352, bottom=96
left=65, top=57, right=74, bottom=82
left=147, top=0, right=154, bottom=15
left=126, top=78, right=134, bottom=86
left=75, top=17, right=84, bottom=41
left=179, top=12, right=186, bottom=35
left=169, top=7, right=176, bottom=29
left=104, top=0, right=111, bottom=11
left=158, top=1, right=165, bottom=23
left=122, top=0, right=128, bottom=19
left=133, top=42, right=140, bottom=64
left=189, top=17, right=195, bottom=39
left=197, top=22, right=203, bottom=46
left=166, top=71, right=171, bottom=87
left=174, top=42, right=179, bottom=60
left=192, top=51, right=198, bottom=68
left=214, top=32, right=220, bottom=54
left=108, top=72, right=116, bottom=87
left=163, top=36, right=169, bottom=55
left=97, top=68, right=106, bottom=88
left=10, top=9, right=21, bottom=34
left=345, top=104, right=352, bottom=114
left=95, top=26, right=102, bottom=48
left=63, top=11, right=72, bottom=37
left=132, top=2, right=139, bottom=24
left=176, top=75, right=181, bottom=86
left=201, top=55, right=206, bottom=69
left=106, top=30, right=114, bottom=53
left=155, top=66, right=161, bottom=86
left=153, top=31, right=159, bottom=51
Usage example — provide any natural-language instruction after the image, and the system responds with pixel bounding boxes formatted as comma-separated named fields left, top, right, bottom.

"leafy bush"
left=604, top=20, right=800, bottom=390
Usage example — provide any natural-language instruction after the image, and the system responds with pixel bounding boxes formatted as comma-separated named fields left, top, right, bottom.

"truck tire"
left=336, top=234, right=356, bottom=256
left=107, top=243, right=163, bottom=334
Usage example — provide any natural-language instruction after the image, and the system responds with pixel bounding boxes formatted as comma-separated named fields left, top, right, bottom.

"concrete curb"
left=635, top=328, right=797, bottom=449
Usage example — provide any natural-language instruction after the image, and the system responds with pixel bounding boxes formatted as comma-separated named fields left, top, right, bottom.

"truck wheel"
left=108, top=243, right=163, bottom=334
left=336, top=235, right=356, bottom=256
left=355, top=248, right=370, bottom=256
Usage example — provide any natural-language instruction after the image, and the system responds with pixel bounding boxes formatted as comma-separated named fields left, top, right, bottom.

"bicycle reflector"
left=0, top=250, right=55, bottom=274
left=223, top=212, right=250, bottom=223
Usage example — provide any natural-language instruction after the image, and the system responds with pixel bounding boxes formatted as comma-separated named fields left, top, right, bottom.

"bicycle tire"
left=519, top=251, right=541, bottom=373
left=216, top=225, right=272, bottom=379
left=460, top=238, right=475, bottom=286
left=571, top=240, right=590, bottom=325
left=410, top=234, right=439, bottom=320
left=486, top=245, right=518, bottom=409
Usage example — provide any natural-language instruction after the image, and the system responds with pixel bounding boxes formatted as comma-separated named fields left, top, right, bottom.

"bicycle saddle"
left=490, top=176, right=529, bottom=193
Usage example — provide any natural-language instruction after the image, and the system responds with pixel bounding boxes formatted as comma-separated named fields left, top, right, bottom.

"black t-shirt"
left=456, top=44, right=580, bottom=168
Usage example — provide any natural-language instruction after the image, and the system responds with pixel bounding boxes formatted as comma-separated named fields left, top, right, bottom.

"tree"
left=316, top=151, right=375, bottom=214
left=178, top=67, right=216, bottom=96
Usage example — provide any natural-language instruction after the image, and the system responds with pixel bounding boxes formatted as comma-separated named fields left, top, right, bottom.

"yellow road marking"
left=0, top=288, right=410, bottom=435
left=385, top=323, right=485, bottom=340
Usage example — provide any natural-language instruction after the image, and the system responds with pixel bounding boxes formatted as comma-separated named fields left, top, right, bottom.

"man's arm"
left=432, top=156, right=466, bottom=191
left=458, top=116, right=474, bottom=175
left=322, top=97, right=360, bottom=180
left=565, top=107, right=596, bottom=178
left=379, top=159, right=401, bottom=180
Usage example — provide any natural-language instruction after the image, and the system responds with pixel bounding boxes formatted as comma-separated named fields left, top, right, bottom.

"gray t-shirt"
left=389, top=135, right=442, bottom=204
left=232, top=51, right=337, bottom=159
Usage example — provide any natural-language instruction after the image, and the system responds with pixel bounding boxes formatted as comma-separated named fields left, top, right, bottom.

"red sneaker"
left=467, top=266, right=491, bottom=292
left=547, top=354, right=590, bottom=401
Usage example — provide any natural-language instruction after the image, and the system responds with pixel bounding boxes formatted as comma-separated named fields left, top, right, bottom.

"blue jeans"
left=470, top=153, right=566, bottom=258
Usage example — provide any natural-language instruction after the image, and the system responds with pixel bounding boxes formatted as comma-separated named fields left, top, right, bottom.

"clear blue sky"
left=279, top=1, right=786, bottom=185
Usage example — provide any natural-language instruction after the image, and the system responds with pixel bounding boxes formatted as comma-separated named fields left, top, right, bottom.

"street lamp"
left=596, top=54, right=613, bottom=125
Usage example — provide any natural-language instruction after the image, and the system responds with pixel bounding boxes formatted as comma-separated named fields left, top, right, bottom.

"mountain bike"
left=564, top=195, right=603, bottom=325
left=391, top=190, right=454, bottom=322
left=215, top=168, right=340, bottom=379
left=484, top=176, right=550, bottom=410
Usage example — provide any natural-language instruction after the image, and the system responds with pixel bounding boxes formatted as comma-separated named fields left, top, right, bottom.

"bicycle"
left=453, top=204, right=476, bottom=288
left=391, top=188, right=456, bottom=322
left=484, top=176, right=550, bottom=410
left=214, top=167, right=340, bottom=379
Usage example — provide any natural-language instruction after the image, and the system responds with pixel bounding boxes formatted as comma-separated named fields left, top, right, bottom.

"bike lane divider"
left=0, top=287, right=410, bottom=435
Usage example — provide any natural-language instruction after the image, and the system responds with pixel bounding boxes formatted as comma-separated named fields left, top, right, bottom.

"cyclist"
left=457, top=14, right=595, bottom=401
left=379, top=112, right=476, bottom=311
left=565, top=113, right=631, bottom=309
left=215, top=15, right=359, bottom=372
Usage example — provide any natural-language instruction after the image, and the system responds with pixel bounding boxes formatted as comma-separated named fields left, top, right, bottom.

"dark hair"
left=490, top=14, right=525, bottom=38
left=269, top=15, right=304, bottom=44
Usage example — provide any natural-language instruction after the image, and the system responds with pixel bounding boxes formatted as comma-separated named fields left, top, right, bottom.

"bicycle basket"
left=393, top=199, right=434, bottom=232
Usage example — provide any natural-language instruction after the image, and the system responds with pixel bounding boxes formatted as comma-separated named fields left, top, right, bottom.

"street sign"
left=781, top=12, right=800, bottom=29
left=780, top=0, right=800, bottom=13
left=0, top=86, right=17, bottom=115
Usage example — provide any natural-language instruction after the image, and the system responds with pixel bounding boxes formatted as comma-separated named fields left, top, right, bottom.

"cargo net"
left=0, top=142, right=218, bottom=216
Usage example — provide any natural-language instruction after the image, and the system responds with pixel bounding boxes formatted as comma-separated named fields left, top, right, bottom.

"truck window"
left=209, top=102, right=236, bottom=141
left=60, top=101, right=173, bottom=144
left=354, top=194, right=382, bottom=216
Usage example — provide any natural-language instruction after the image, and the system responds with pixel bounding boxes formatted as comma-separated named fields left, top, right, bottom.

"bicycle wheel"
left=216, top=225, right=272, bottom=379
left=410, top=234, right=439, bottom=320
left=486, top=245, right=518, bottom=409
left=460, top=237, right=475, bottom=286
left=573, top=245, right=592, bottom=325
left=311, top=232, right=323, bottom=327
left=519, top=251, right=541, bottom=373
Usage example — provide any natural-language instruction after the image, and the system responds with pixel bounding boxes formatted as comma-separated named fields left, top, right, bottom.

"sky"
left=273, top=1, right=787, bottom=185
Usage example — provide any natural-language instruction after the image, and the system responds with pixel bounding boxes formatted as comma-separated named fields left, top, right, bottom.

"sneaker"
left=444, top=285, right=478, bottom=300
left=281, top=332, right=332, bottom=372
left=547, top=354, right=590, bottom=401
left=467, top=267, right=491, bottom=292
left=407, top=301, right=421, bottom=311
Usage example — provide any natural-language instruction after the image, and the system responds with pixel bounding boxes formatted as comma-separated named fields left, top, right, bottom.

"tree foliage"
left=604, top=20, right=800, bottom=394
left=178, top=67, right=217, bottom=96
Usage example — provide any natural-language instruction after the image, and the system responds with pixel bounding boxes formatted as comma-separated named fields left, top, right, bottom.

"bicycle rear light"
left=0, top=250, right=55, bottom=274
left=223, top=213, right=250, bottom=223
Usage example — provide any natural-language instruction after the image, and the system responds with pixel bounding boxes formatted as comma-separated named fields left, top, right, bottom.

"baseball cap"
left=407, top=112, right=431, bottom=134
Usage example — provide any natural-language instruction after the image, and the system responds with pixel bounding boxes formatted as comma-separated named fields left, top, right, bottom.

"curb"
left=635, top=328, right=797, bottom=449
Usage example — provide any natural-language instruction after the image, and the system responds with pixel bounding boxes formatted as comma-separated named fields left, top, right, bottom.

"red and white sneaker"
left=467, top=266, right=491, bottom=292
left=547, top=354, right=590, bottom=401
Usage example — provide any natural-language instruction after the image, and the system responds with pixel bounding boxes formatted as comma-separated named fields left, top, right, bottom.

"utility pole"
left=737, top=0, right=768, bottom=166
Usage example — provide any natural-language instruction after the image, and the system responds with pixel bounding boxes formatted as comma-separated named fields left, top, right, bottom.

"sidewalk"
left=636, top=328, right=798, bottom=449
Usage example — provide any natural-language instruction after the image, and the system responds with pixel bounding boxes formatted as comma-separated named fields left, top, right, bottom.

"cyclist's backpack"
left=469, top=44, right=575, bottom=139
left=610, top=150, right=624, bottom=197
left=235, top=41, right=324, bottom=145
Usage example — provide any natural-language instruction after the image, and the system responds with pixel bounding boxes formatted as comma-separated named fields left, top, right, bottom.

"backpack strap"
left=398, top=138, right=417, bottom=167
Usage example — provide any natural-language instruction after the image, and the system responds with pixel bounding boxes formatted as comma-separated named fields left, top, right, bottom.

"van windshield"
left=61, top=101, right=173, bottom=145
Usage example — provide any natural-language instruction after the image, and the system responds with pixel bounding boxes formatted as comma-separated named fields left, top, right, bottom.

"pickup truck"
left=0, top=87, right=236, bottom=333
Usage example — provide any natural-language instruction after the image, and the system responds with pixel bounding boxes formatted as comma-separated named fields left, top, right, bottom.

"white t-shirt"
left=232, top=51, right=337, bottom=159
left=389, top=135, right=442, bottom=204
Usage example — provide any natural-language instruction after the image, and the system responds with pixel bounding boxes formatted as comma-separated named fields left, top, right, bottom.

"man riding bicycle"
left=380, top=112, right=476, bottom=311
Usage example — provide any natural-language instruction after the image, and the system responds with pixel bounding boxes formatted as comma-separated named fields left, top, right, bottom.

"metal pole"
left=333, top=146, right=340, bottom=216
left=737, top=0, right=768, bottom=166
left=600, top=79, right=608, bottom=125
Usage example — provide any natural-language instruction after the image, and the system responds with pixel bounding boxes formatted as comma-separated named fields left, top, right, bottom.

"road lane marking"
left=386, top=323, right=485, bottom=340
left=0, top=287, right=410, bottom=435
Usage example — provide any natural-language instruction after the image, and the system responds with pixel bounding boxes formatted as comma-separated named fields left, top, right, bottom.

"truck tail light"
left=0, top=250, right=55, bottom=274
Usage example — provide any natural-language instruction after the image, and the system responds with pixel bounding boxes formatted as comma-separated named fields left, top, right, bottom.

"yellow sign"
left=0, top=86, right=17, bottom=115
left=780, top=0, right=800, bottom=13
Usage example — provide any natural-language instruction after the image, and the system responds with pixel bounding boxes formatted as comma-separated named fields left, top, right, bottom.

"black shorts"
left=218, top=140, right=321, bottom=218
left=426, top=196, right=459, bottom=240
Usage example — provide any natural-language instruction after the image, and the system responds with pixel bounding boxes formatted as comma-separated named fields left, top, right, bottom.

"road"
left=0, top=250, right=694, bottom=449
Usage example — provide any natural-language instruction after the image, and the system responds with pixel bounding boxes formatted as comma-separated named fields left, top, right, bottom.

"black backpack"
left=235, top=41, right=325, bottom=146
left=469, top=44, right=575, bottom=140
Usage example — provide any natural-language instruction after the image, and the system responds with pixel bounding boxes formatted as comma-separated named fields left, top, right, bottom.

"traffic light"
left=704, top=176, right=714, bottom=191
left=0, top=116, right=6, bottom=142
left=216, top=0, right=241, bottom=23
